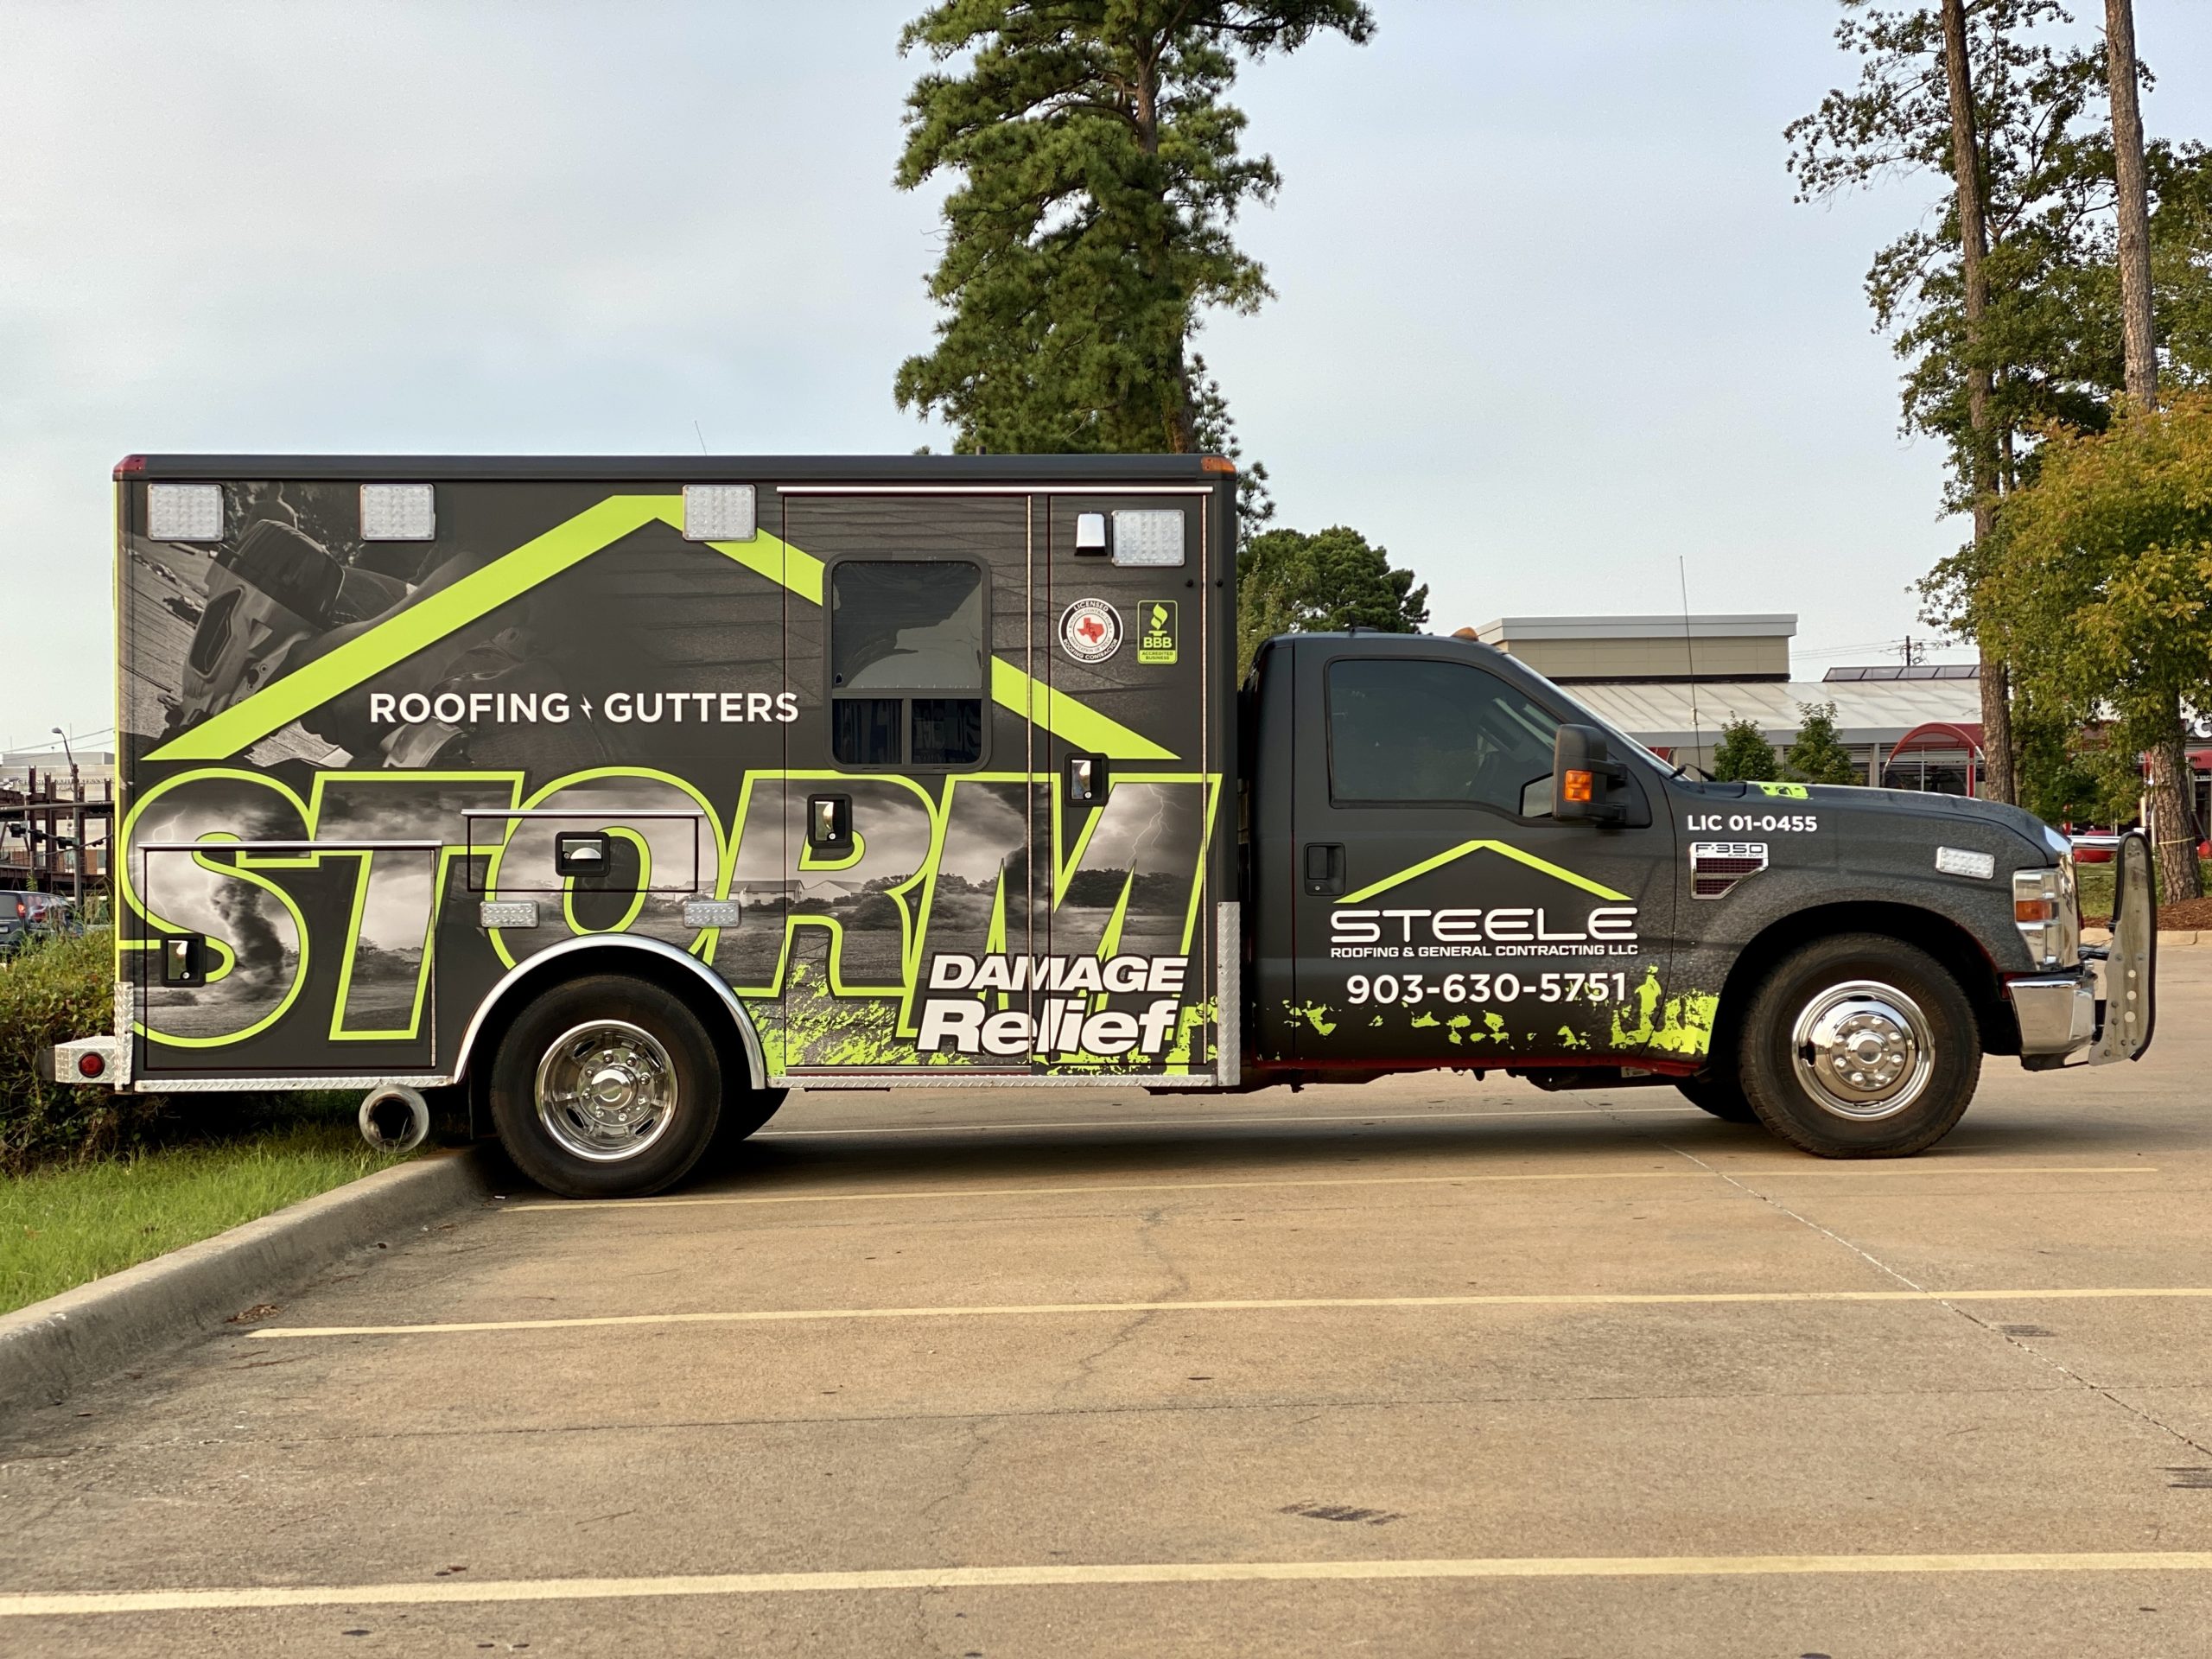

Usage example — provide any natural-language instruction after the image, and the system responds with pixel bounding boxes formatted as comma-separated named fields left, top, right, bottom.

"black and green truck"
left=47, top=454, right=2156, bottom=1196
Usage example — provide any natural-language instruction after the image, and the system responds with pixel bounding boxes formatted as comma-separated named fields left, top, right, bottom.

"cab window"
left=1325, top=657, right=1559, bottom=812
left=829, top=560, right=985, bottom=766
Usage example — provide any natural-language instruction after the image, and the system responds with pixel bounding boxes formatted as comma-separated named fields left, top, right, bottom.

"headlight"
left=2012, top=856, right=2080, bottom=969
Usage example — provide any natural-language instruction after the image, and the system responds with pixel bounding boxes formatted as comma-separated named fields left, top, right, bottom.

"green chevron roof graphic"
left=148, top=494, right=1175, bottom=764
left=1340, top=840, right=1630, bottom=905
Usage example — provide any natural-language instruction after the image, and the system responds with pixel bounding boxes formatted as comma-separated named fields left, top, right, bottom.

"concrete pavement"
left=3, top=957, right=2210, bottom=1656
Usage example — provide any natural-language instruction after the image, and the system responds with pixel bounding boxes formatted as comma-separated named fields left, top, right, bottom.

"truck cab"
left=1241, top=630, right=2153, bottom=1157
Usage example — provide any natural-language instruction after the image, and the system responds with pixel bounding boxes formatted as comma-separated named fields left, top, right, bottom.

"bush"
left=1711, top=719, right=1781, bottom=782
left=1, top=930, right=354, bottom=1175
left=0, top=931, right=147, bottom=1173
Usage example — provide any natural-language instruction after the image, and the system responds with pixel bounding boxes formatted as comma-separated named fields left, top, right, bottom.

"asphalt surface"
left=4, top=956, right=2211, bottom=1656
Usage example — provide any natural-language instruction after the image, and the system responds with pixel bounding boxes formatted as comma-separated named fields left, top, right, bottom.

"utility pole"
left=51, top=727, right=81, bottom=906
left=1940, top=0, right=2016, bottom=804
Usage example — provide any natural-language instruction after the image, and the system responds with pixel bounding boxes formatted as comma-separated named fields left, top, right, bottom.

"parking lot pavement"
left=3, top=958, right=2211, bottom=1656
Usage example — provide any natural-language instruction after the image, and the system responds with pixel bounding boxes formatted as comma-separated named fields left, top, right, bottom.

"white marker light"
left=1936, top=846, right=1995, bottom=880
left=683, top=484, right=756, bottom=542
left=147, top=483, right=225, bottom=542
left=1111, top=508, right=1185, bottom=567
left=359, top=483, right=436, bottom=541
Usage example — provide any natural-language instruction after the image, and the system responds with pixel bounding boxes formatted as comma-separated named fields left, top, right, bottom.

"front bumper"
left=2007, top=827, right=2157, bottom=1069
left=2010, top=973, right=2098, bottom=1062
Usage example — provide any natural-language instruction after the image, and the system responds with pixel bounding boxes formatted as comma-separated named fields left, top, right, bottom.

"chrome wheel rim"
left=1789, top=979, right=1934, bottom=1122
left=534, top=1020, right=677, bottom=1162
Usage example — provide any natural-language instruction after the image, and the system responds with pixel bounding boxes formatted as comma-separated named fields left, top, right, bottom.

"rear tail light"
left=76, top=1052, right=106, bottom=1080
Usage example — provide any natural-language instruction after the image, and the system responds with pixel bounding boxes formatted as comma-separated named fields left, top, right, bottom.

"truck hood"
left=1805, top=785, right=2054, bottom=853
left=1684, top=780, right=2058, bottom=861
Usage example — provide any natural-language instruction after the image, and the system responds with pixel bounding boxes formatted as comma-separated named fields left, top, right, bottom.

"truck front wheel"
left=1739, top=933, right=1980, bottom=1158
left=489, top=975, right=724, bottom=1198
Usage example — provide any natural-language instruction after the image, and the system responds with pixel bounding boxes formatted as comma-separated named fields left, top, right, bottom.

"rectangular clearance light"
left=683, top=483, right=756, bottom=542
left=146, top=483, right=225, bottom=542
left=359, top=483, right=435, bottom=541
left=1111, top=508, right=1185, bottom=567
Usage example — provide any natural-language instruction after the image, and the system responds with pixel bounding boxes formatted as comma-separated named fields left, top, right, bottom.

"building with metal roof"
left=1469, top=616, right=1984, bottom=785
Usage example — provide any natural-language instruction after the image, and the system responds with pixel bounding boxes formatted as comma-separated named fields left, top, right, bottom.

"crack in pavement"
left=1603, top=1104, right=2212, bottom=1465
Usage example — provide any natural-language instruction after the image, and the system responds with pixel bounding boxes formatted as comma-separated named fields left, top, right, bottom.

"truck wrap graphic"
left=119, top=473, right=1231, bottom=1084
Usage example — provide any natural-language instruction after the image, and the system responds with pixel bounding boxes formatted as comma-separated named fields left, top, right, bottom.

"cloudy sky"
left=7, top=0, right=2210, bottom=751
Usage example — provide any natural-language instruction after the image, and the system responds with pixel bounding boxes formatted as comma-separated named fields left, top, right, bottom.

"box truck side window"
left=829, top=560, right=986, bottom=767
left=1326, top=658, right=1558, bottom=812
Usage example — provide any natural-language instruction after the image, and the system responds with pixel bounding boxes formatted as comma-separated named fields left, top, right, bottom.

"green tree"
left=1786, top=701, right=1863, bottom=784
left=1789, top=2, right=2212, bottom=804
left=2012, top=703, right=2141, bottom=826
left=1980, top=394, right=2212, bottom=898
left=1236, top=524, right=1427, bottom=676
left=893, top=0, right=1373, bottom=472
left=1711, top=719, right=1782, bottom=784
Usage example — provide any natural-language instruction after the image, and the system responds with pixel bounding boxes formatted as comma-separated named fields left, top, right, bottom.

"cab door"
left=1287, top=642, right=1678, bottom=1066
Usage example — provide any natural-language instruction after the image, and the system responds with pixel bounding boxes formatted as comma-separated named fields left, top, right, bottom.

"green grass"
left=0, top=1123, right=405, bottom=1316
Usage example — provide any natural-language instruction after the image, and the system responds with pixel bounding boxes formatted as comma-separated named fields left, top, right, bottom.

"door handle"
left=555, top=831, right=612, bottom=879
left=1303, top=842, right=1345, bottom=897
left=808, top=793, right=853, bottom=855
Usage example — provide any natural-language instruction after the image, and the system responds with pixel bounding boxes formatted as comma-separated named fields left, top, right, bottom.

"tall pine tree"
left=893, top=1, right=1372, bottom=471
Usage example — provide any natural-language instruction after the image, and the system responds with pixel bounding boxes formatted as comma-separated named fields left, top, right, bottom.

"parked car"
left=0, top=890, right=74, bottom=956
left=2067, top=828, right=2123, bottom=865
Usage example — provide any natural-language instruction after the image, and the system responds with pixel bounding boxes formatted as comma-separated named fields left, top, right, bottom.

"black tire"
left=1739, top=932, right=1980, bottom=1159
left=714, top=1085, right=790, bottom=1148
left=1676, top=1071, right=1758, bottom=1123
left=489, top=975, right=723, bottom=1198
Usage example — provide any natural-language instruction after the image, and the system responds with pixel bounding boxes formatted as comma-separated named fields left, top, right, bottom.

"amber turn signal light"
left=2015, top=897, right=2056, bottom=924
left=1562, top=768, right=1595, bottom=804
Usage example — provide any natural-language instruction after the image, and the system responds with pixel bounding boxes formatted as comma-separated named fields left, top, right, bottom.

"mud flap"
left=2092, top=829, right=2157, bottom=1063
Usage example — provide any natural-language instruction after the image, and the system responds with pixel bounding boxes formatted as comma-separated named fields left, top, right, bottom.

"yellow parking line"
left=505, top=1165, right=2158, bottom=1214
left=246, top=1284, right=2212, bottom=1341
left=10, top=1551, right=2212, bottom=1616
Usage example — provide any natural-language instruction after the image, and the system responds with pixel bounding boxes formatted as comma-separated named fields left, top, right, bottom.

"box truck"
left=47, top=454, right=2154, bottom=1196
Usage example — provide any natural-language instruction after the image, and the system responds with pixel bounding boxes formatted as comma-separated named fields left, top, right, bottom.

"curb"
left=2082, top=929, right=2208, bottom=948
left=0, top=1148, right=493, bottom=1420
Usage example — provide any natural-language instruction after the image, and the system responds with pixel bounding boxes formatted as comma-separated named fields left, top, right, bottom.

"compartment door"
left=773, top=492, right=1040, bottom=1074
left=1037, top=493, right=1217, bottom=1077
left=137, top=840, right=439, bottom=1076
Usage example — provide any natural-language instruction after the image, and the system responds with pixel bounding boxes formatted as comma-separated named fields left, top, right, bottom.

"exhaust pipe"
left=359, top=1084, right=431, bottom=1154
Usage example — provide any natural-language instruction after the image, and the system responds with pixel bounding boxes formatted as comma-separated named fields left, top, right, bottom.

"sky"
left=7, top=0, right=2212, bottom=753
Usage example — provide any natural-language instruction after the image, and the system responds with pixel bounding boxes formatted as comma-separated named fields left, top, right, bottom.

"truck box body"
left=114, top=456, right=1237, bottom=1091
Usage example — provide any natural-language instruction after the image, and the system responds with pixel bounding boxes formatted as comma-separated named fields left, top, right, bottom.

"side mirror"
left=1552, top=723, right=1626, bottom=825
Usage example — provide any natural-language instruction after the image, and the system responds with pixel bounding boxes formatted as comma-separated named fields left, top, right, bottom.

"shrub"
left=1, top=930, right=353, bottom=1174
left=0, top=931, right=151, bottom=1173
left=1711, top=719, right=1781, bottom=782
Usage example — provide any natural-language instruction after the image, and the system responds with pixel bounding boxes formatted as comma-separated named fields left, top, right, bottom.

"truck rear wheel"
left=489, top=975, right=724, bottom=1198
left=1739, top=933, right=1979, bottom=1158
